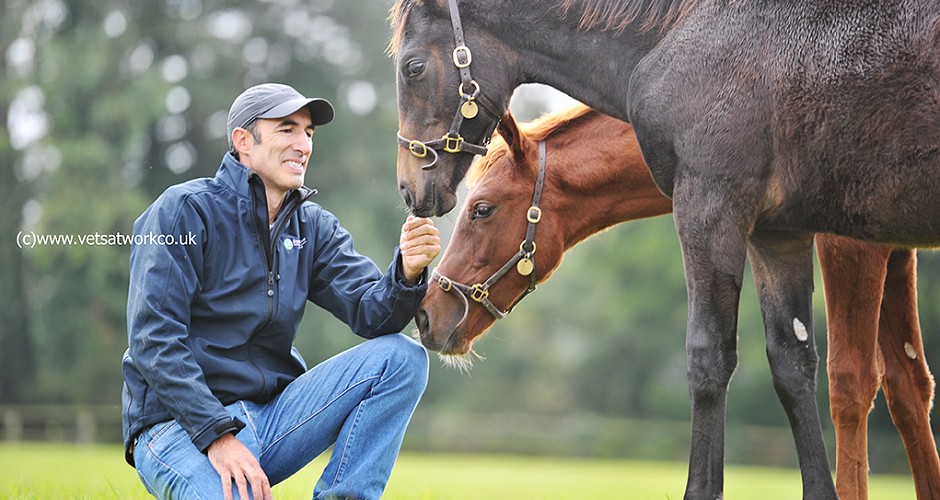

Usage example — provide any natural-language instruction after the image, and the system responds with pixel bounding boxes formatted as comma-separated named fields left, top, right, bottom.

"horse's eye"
left=470, top=203, right=494, bottom=220
left=406, top=59, right=425, bottom=77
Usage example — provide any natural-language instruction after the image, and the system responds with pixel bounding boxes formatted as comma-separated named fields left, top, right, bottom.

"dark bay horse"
left=390, top=1, right=940, bottom=498
left=420, top=104, right=940, bottom=498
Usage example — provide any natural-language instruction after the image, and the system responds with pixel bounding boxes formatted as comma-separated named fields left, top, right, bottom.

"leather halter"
left=432, top=140, right=548, bottom=321
left=396, top=0, right=496, bottom=170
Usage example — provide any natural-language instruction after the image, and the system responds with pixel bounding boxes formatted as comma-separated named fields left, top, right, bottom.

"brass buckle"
left=438, top=275, right=453, bottom=292
left=442, top=134, right=464, bottom=153
left=408, top=140, right=428, bottom=158
left=453, top=45, right=472, bottom=68
left=527, top=206, right=542, bottom=224
left=469, top=284, right=488, bottom=302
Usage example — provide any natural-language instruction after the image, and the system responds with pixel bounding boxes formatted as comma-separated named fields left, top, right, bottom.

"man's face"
left=238, top=108, right=315, bottom=194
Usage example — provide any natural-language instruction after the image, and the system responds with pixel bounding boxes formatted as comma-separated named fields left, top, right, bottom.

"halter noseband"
left=432, top=140, right=548, bottom=322
left=397, top=0, right=496, bottom=170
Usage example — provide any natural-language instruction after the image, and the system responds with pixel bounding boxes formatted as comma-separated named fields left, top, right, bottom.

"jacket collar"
left=217, top=152, right=316, bottom=201
left=217, top=152, right=255, bottom=199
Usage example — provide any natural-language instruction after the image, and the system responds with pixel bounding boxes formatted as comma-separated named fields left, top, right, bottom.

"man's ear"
left=231, top=127, right=254, bottom=159
left=496, top=111, right=525, bottom=161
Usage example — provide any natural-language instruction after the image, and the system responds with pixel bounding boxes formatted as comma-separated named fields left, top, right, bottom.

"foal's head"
left=390, top=0, right=514, bottom=217
left=415, top=105, right=609, bottom=358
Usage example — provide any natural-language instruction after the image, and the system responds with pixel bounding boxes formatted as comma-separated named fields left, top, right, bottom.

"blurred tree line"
left=2, top=0, right=939, bottom=472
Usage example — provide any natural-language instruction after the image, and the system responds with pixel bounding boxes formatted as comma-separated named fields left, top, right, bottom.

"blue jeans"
left=133, top=333, right=429, bottom=500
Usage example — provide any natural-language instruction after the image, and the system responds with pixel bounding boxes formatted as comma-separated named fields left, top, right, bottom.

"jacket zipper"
left=265, top=187, right=315, bottom=319
left=247, top=178, right=315, bottom=398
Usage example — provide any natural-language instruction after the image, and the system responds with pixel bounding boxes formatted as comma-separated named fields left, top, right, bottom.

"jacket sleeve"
left=126, top=192, right=243, bottom=452
left=306, top=207, right=428, bottom=338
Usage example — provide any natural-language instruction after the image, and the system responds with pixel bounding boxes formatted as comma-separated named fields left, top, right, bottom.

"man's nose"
left=294, top=135, right=312, bottom=156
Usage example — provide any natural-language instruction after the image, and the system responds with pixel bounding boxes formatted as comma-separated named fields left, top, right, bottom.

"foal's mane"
left=389, top=0, right=700, bottom=55
left=468, top=104, right=597, bottom=186
left=559, top=0, right=701, bottom=33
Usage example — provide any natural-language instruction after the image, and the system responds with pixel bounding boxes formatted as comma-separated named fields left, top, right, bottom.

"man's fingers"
left=249, top=471, right=272, bottom=500
left=219, top=470, right=271, bottom=500
left=401, top=217, right=438, bottom=236
left=208, top=435, right=270, bottom=500
left=401, top=235, right=440, bottom=252
left=401, top=228, right=439, bottom=245
left=400, top=217, right=440, bottom=282
left=234, top=474, right=251, bottom=500
left=221, top=475, right=234, bottom=500
left=401, top=220, right=440, bottom=244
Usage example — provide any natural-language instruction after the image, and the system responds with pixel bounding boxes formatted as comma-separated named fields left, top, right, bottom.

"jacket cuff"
left=392, top=246, right=429, bottom=289
left=193, top=416, right=246, bottom=453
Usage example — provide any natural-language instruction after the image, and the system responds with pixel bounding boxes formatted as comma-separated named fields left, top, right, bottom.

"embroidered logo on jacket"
left=283, top=237, right=306, bottom=251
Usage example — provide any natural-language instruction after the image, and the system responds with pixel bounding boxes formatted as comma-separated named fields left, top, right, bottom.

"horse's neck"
left=555, top=145, right=673, bottom=250
left=482, top=1, right=662, bottom=120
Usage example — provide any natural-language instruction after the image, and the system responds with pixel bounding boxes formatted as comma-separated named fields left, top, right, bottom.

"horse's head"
left=415, top=112, right=567, bottom=356
left=390, top=0, right=513, bottom=216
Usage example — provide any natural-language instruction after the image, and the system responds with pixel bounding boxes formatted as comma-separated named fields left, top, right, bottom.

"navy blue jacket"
left=122, top=153, right=427, bottom=465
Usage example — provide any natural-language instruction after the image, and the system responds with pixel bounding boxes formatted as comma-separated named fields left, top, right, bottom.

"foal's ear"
left=497, top=111, right=526, bottom=161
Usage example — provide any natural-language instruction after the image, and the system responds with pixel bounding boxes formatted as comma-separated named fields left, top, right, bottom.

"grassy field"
left=0, top=442, right=916, bottom=499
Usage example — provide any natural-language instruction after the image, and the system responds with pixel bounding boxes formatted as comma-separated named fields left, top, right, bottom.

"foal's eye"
left=406, top=59, right=425, bottom=77
left=470, top=203, right=494, bottom=220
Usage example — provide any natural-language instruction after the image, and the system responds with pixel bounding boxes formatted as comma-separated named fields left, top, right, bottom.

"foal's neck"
left=556, top=151, right=673, bottom=250
left=483, top=1, right=662, bottom=120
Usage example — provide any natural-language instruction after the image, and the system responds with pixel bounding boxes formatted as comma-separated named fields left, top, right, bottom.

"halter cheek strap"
left=434, top=140, right=548, bottom=322
left=397, top=0, right=496, bottom=170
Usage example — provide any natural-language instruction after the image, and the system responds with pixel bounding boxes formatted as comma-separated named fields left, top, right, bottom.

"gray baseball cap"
left=226, top=83, right=334, bottom=148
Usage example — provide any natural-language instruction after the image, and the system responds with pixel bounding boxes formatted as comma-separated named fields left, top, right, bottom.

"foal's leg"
left=671, top=197, right=746, bottom=500
left=877, top=249, right=940, bottom=499
left=747, top=231, right=837, bottom=500
left=817, top=235, right=890, bottom=500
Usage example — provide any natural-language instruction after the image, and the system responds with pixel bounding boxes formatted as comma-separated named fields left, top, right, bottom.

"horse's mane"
left=559, top=0, right=701, bottom=33
left=389, top=0, right=700, bottom=55
left=468, top=103, right=597, bottom=186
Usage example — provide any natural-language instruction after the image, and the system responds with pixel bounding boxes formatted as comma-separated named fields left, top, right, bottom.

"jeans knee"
left=377, top=333, right=429, bottom=392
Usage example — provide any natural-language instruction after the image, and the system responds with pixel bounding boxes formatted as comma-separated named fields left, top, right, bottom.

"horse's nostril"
left=399, top=183, right=414, bottom=211
left=414, top=308, right=442, bottom=351
left=415, top=308, right=429, bottom=334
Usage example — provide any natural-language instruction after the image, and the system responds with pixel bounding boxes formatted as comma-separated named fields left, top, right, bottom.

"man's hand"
left=399, top=216, right=441, bottom=284
left=207, top=433, right=273, bottom=500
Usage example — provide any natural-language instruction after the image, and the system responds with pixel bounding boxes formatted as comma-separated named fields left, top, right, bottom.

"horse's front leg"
left=672, top=194, right=746, bottom=500
left=747, top=231, right=837, bottom=500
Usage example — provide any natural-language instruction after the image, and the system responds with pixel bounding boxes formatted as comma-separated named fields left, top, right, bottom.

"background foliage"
left=2, top=0, right=939, bottom=475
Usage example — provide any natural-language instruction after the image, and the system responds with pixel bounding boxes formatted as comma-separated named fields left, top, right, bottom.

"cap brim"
left=259, top=97, right=334, bottom=126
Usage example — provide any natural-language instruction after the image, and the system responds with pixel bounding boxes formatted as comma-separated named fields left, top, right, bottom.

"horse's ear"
left=497, top=111, right=526, bottom=161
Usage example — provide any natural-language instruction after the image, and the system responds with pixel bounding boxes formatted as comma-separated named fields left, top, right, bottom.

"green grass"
left=0, top=442, right=915, bottom=499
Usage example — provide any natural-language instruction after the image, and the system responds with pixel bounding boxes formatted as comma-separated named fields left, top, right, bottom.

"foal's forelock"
left=467, top=145, right=509, bottom=187
left=387, top=0, right=412, bottom=56
left=388, top=0, right=442, bottom=56
left=468, top=105, right=602, bottom=187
